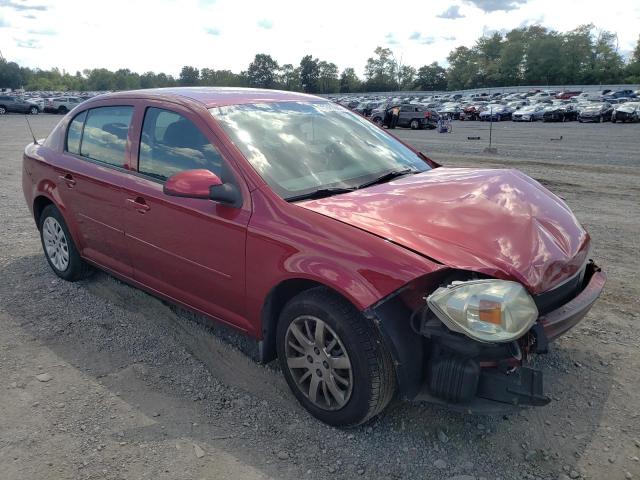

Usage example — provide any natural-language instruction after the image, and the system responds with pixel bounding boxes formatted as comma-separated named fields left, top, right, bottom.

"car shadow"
left=0, top=254, right=615, bottom=479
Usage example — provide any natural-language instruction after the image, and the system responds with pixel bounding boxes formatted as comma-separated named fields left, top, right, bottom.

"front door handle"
left=126, top=197, right=150, bottom=214
left=58, top=173, right=76, bottom=187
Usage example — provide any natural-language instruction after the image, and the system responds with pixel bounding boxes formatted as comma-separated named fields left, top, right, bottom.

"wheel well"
left=259, top=279, right=338, bottom=363
left=33, top=196, right=53, bottom=227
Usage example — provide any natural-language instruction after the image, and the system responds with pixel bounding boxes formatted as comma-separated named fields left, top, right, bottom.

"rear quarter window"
left=66, top=110, right=87, bottom=154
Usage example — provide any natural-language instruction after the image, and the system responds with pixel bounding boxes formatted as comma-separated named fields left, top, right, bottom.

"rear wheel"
left=58, top=106, right=68, bottom=114
left=372, top=116, right=383, bottom=126
left=410, top=119, right=420, bottom=130
left=277, top=287, right=396, bottom=426
left=29, top=106, right=39, bottom=115
left=0, top=106, right=6, bottom=115
left=39, top=204, right=93, bottom=281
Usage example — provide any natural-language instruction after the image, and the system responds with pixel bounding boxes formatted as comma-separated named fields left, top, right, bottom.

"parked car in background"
left=604, top=89, right=637, bottom=100
left=437, top=102, right=463, bottom=120
left=479, top=104, right=513, bottom=121
left=555, top=90, right=582, bottom=100
left=542, top=104, right=579, bottom=122
left=0, top=95, right=41, bottom=114
left=512, top=104, right=546, bottom=122
left=578, top=103, right=614, bottom=123
left=22, top=87, right=605, bottom=426
left=611, top=102, right=640, bottom=123
left=44, top=97, right=84, bottom=114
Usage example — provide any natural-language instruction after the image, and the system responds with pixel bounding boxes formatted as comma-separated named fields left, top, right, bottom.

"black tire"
left=58, top=106, right=68, bottom=114
left=372, top=116, right=382, bottom=126
left=410, top=119, right=420, bottom=130
left=38, top=204, right=93, bottom=281
left=30, top=106, right=39, bottom=115
left=0, top=105, right=6, bottom=115
left=276, top=287, right=396, bottom=427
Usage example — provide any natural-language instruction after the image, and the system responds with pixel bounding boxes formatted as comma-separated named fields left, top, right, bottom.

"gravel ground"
left=1, top=114, right=639, bottom=480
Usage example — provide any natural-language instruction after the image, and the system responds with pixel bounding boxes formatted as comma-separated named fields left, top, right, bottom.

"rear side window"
left=66, top=110, right=87, bottom=154
left=80, top=106, right=133, bottom=167
left=138, top=107, right=224, bottom=181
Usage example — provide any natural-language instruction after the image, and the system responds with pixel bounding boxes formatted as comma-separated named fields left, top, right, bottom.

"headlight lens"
left=426, top=280, right=538, bottom=343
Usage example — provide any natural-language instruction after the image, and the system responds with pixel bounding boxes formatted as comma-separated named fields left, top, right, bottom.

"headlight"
left=426, top=280, right=538, bottom=343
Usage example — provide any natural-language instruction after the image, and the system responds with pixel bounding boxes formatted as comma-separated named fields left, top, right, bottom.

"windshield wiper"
left=286, top=187, right=356, bottom=202
left=356, top=168, right=417, bottom=189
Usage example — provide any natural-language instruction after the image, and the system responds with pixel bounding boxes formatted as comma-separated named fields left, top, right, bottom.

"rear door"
left=122, top=102, right=252, bottom=331
left=53, top=104, right=135, bottom=275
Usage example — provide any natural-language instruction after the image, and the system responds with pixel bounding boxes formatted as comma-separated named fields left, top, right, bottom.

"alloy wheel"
left=284, top=315, right=353, bottom=411
left=42, top=217, right=70, bottom=271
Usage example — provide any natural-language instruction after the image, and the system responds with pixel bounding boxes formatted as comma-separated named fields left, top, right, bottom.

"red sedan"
left=22, top=87, right=605, bottom=426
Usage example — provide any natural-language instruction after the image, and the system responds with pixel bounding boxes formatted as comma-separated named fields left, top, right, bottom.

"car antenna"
left=25, top=115, right=39, bottom=145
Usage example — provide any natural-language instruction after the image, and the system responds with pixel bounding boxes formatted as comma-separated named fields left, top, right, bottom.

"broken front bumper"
left=414, top=261, right=606, bottom=413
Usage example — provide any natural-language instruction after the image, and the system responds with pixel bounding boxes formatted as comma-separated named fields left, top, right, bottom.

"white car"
left=44, top=96, right=84, bottom=114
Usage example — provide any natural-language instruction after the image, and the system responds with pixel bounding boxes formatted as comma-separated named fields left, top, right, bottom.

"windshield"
left=210, top=101, right=430, bottom=200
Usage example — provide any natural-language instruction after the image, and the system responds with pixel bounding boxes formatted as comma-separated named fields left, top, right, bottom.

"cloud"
left=442, top=36, right=457, bottom=41
left=15, top=37, right=41, bottom=49
left=385, top=33, right=398, bottom=45
left=204, top=27, right=220, bottom=36
left=437, top=6, right=465, bottom=19
left=23, top=13, right=36, bottom=19
left=28, top=28, right=57, bottom=35
left=463, top=0, right=527, bottom=12
left=0, top=17, right=10, bottom=27
left=0, top=0, right=48, bottom=11
left=409, top=33, right=453, bottom=44
left=257, top=19, right=273, bottom=29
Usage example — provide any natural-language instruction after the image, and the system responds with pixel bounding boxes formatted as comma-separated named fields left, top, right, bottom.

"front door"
left=122, top=104, right=251, bottom=331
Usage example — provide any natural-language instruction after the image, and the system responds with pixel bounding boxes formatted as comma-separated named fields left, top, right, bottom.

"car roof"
left=91, top=87, right=323, bottom=108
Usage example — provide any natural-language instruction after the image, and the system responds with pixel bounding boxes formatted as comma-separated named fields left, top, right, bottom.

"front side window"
left=138, top=107, right=225, bottom=182
left=66, top=110, right=87, bottom=154
left=80, top=106, right=133, bottom=167
left=211, top=101, right=430, bottom=200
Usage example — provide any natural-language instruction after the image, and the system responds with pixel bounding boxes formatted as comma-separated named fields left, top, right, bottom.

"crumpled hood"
left=298, top=167, right=590, bottom=294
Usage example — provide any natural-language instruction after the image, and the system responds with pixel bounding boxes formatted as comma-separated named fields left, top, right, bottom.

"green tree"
left=278, top=64, right=300, bottom=91
left=299, top=55, right=320, bottom=93
left=247, top=54, right=278, bottom=89
left=364, top=47, right=397, bottom=91
left=0, top=60, right=25, bottom=89
left=318, top=61, right=339, bottom=93
left=446, top=46, right=479, bottom=89
left=416, top=62, right=447, bottom=91
left=592, top=30, right=625, bottom=84
left=339, top=68, right=361, bottom=93
left=179, top=66, right=200, bottom=86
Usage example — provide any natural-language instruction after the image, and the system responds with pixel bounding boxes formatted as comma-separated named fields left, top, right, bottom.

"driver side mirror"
left=163, top=169, right=242, bottom=208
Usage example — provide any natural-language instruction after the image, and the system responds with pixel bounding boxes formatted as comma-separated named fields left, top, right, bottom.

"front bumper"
left=414, top=261, right=605, bottom=412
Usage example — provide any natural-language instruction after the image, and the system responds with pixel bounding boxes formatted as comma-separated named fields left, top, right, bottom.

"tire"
left=599, top=115, right=603, bottom=123
left=410, top=119, right=420, bottom=130
left=372, top=117, right=382, bottom=126
left=0, top=106, right=6, bottom=115
left=276, top=287, right=396, bottom=427
left=39, top=204, right=93, bottom=281
left=58, top=106, right=68, bottom=114
left=30, top=106, right=39, bottom=115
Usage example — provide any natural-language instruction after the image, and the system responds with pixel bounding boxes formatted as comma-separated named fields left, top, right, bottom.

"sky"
left=1, top=0, right=639, bottom=77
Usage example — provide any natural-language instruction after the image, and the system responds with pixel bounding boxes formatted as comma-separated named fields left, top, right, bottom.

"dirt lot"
left=1, top=114, right=639, bottom=480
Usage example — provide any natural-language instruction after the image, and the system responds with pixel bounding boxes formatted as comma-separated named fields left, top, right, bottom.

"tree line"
left=1, top=24, right=638, bottom=93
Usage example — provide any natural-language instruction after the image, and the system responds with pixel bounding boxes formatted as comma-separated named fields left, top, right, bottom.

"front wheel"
left=30, top=106, right=39, bottom=115
left=410, top=119, right=420, bottom=130
left=58, top=106, right=68, bottom=114
left=39, top=204, right=93, bottom=281
left=277, top=287, right=396, bottom=426
left=0, top=106, right=6, bottom=115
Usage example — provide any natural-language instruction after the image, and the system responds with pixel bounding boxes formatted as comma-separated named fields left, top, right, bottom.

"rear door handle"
left=58, top=174, right=76, bottom=187
left=126, top=197, right=150, bottom=214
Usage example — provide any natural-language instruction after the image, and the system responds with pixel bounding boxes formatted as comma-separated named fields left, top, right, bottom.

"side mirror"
left=163, top=169, right=241, bottom=207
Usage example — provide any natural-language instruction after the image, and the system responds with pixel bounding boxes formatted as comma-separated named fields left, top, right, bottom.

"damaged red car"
left=22, top=88, right=605, bottom=426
